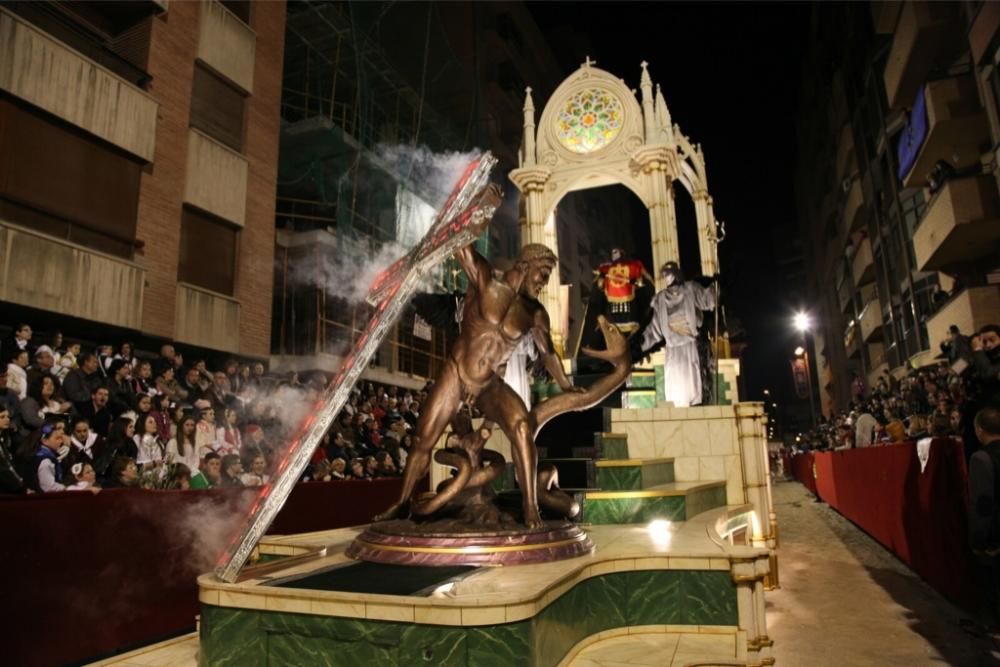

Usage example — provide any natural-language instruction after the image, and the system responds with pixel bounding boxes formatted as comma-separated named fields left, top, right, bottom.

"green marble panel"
left=622, top=390, right=656, bottom=409
left=400, top=624, right=467, bottom=667
left=199, top=605, right=265, bottom=667
left=466, top=621, right=532, bottom=666
left=260, top=608, right=404, bottom=644
left=625, top=570, right=737, bottom=626
left=715, top=372, right=733, bottom=405
left=641, top=461, right=675, bottom=487
left=255, top=553, right=290, bottom=564
left=583, top=495, right=685, bottom=524
left=655, top=364, right=665, bottom=402
left=599, top=436, right=630, bottom=460
left=595, top=466, right=642, bottom=491
left=683, top=485, right=727, bottom=519
left=627, top=371, right=657, bottom=389
left=267, top=632, right=396, bottom=666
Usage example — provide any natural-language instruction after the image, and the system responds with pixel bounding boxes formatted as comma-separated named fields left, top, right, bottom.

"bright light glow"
left=794, top=346, right=805, bottom=357
left=796, top=435, right=802, bottom=442
left=763, top=389, right=770, bottom=396
left=647, top=519, right=673, bottom=546
left=793, top=312, right=811, bottom=333
left=750, top=511, right=764, bottom=541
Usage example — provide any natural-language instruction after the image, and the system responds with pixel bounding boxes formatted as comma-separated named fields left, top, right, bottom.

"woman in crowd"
left=69, top=417, right=101, bottom=464
left=216, top=406, right=242, bottom=456
left=374, top=450, right=397, bottom=477
left=219, top=454, right=243, bottom=487
left=63, top=461, right=99, bottom=491
left=330, top=457, right=347, bottom=480
left=155, top=364, right=186, bottom=404
left=194, top=402, right=217, bottom=457
left=115, top=342, right=137, bottom=370
left=134, top=393, right=153, bottom=418
left=104, top=456, right=139, bottom=488
left=240, top=454, right=269, bottom=486
left=166, top=416, right=201, bottom=473
left=57, top=341, right=80, bottom=380
left=150, top=394, right=173, bottom=442
left=20, top=375, right=71, bottom=430
left=169, top=463, right=192, bottom=490
left=135, top=413, right=165, bottom=468
left=97, top=417, right=138, bottom=480
left=349, top=457, right=367, bottom=479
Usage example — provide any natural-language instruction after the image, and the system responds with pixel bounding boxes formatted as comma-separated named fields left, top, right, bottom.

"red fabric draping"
left=0, top=478, right=411, bottom=667
left=790, top=441, right=974, bottom=607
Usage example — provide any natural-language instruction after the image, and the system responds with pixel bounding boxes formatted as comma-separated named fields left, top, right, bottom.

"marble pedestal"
left=197, top=505, right=773, bottom=666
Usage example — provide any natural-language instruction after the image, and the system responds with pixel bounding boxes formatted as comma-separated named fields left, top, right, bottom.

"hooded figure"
left=638, top=262, right=716, bottom=408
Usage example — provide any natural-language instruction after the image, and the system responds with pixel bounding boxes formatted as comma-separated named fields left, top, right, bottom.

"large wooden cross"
left=215, top=152, right=498, bottom=582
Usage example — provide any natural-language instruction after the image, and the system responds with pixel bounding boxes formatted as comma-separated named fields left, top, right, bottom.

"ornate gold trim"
left=586, top=482, right=724, bottom=499
left=595, top=457, right=674, bottom=468
left=352, top=534, right=590, bottom=555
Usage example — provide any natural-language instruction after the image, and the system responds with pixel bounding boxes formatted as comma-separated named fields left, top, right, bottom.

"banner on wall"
left=897, top=84, right=928, bottom=182
left=413, top=313, right=433, bottom=341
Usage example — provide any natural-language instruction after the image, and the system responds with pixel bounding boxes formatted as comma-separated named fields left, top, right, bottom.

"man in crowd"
left=26, top=423, right=67, bottom=493
left=968, top=407, right=1000, bottom=633
left=62, top=353, right=102, bottom=405
left=0, top=367, right=20, bottom=430
left=972, top=325, right=1000, bottom=407
left=0, top=406, right=26, bottom=494
left=25, top=345, right=57, bottom=387
left=3, top=323, right=32, bottom=361
left=76, top=386, right=112, bottom=438
left=180, top=366, right=207, bottom=405
left=942, top=324, right=973, bottom=365
left=106, top=359, right=135, bottom=418
left=190, top=452, right=222, bottom=489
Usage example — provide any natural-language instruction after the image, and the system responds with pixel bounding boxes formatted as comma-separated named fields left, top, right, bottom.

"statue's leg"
left=479, top=379, right=542, bottom=529
left=375, top=362, right=461, bottom=521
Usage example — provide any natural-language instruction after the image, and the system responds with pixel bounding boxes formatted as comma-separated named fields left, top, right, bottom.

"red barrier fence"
left=0, top=478, right=409, bottom=667
left=789, top=441, right=974, bottom=607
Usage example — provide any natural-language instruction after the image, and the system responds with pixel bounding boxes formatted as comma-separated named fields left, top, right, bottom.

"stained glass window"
left=556, top=88, right=624, bottom=154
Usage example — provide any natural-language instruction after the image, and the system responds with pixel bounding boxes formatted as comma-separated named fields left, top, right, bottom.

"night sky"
left=529, top=2, right=812, bottom=406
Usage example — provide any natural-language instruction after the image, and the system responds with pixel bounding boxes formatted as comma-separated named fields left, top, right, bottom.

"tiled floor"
left=87, top=633, right=198, bottom=667
left=568, top=631, right=740, bottom=666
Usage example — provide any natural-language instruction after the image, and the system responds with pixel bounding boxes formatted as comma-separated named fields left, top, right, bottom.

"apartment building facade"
left=0, top=0, right=284, bottom=358
left=795, top=1, right=1000, bottom=415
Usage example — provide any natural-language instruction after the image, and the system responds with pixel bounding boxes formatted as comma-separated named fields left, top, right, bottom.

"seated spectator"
left=75, top=385, right=113, bottom=438
left=207, top=370, right=233, bottom=411
left=404, top=400, right=420, bottom=428
left=134, top=393, right=153, bottom=417
left=26, top=345, right=58, bottom=389
left=190, top=452, right=222, bottom=489
left=149, top=394, right=173, bottom=442
left=166, top=415, right=201, bottom=473
left=135, top=413, right=165, bottom=468
left=56, top=341, right=80, bottom=382
left=26, top=423, right=69, bottom=493
left=349, top=457, right=368, bottom=479
left=215, top=406, right=242, bottom=456
left=106, top=359, right=135, bottom=418
left=330, top=457, right=347, bottom=480
left=179, top=366, right=206, bottom=404
left=169, top=463, right=192, bottom=490
left=159, top=344, right=184, bottom=373
left=115, top=342, right=137, bottom=370
left=374, top=450, right=397, bottom=477
left=364, top=455, right=380, bottom=478
left=6, top=349, right=28, bottom=400
left=0, top=406, right=27, bottom=494
left=69, top=417, right=102, bottom=464
left=19, top=375, right=71, bottom=431
left=219, top=454, right=243, bottom=487
left=104, top=455, right=139, bottom=489
left=3, top=323, right=32, bottom=361
left=96, top=344, right=114, bottom=376
left=326, top=431, right=356, bottom=463
left=155, top=363, right=186, bottom=404
left=64, top=461, right=99, bottom=491
left=0, top=367, right=20, bottom=429
left=240, top=454, right=269, bottom=487
left=884, top=409, right=906, bottom=443
left=132, top=360, right=156, bottom=397
left=63, top=353, right=102, bottom=405
left=95, top=417, right=138, bottom=481
left=194, top=401, right=217, bottom=457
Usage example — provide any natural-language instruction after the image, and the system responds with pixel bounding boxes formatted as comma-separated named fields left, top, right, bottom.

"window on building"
left=0, top=97, right=142, bottom=258
left=178, top=207, right=239, bottom=295
left=190, top=64, right=246, bottom=152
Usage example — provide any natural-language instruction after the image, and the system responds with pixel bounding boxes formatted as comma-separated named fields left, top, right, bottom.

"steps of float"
left=594, top=457, right=674, bottom=491
left=582, top=481, right=727, bottom=525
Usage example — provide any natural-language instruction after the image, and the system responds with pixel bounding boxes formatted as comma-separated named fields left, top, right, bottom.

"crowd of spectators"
left=0, top=322, right=423, bottom=496
left=792, top=323, right=1000, bottom=456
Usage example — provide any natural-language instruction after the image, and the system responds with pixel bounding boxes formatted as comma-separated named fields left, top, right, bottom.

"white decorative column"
left=693, top=188, right=719, bottom=277
left=631, top=145, right=680, bottom=290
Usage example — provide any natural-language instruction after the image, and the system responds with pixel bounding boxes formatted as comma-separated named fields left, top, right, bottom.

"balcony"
left=184, top=129, right=248, bottom=226
left=925, top=286, right=1000, bottom=351
left=913, top=175, right=1000, bottom=272
left=851, top=237, right=874, bottom=286
left=842, top=178, right=864, bottom=234
left=871, top=1, right=903, bottom=34
left=197, top=0, right=256, bottom=93
left=883, top=1, right=962, bottom=109
left=0, top=7, right=158, bottom=162
left=845, top=322, right=861, bottom=359
left=174, top=283, right=240, bottom=353
left=901, top=75, right=990, bottom=188
left=859, top=301, right=884, bottom=341
left=0, top=222, right=144, bottom=329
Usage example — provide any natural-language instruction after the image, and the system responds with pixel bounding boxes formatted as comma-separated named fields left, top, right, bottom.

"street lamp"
left=793, top=311, right=817, bottom=428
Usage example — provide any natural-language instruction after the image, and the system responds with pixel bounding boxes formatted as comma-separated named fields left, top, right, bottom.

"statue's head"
left=659, top=261, right=682, bottom=287
left=515, top=243, right=557, bottom=299
left=610, top=247, right=625, bottom=262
